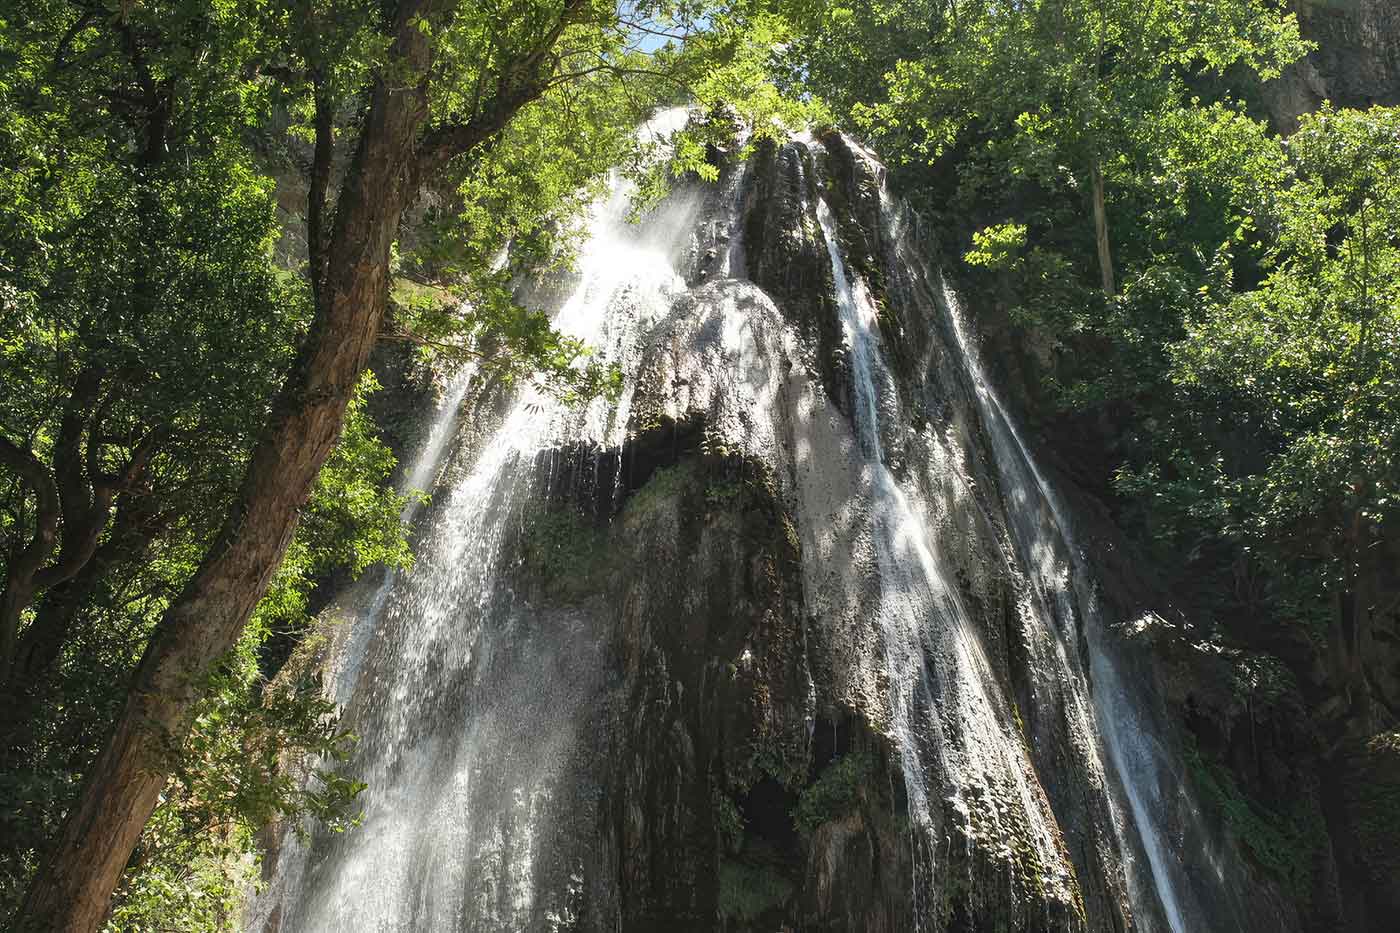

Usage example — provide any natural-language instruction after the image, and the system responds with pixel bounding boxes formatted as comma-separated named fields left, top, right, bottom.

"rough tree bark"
left=1090, top=160, right=1115, bottom=297
left=13, top=7, right=438, bottom=928
left=15, top=0, right=574, bottom=925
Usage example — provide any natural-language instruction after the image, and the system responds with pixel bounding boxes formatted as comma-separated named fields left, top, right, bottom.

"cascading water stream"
left=331, top=353, right=477, bottom=705
left=873, top=179, right=1199, bottom=932
left=943, top=283, right=1191, bottom=933
left=329, top=246, right=514, bottom=705
left=811, top=191, right=1069, bottom=912
left=255, top=112, right=699, bottom=932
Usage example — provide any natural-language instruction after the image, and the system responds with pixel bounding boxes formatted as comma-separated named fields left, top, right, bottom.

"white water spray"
left=880, top=189, right=1196, bottom=933
left=813, top=192, right=1069, bottom=909
left=254, top=111, right=698, bottom=933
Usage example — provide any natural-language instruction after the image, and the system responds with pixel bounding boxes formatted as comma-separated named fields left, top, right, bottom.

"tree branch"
left=52, top=369, right=103, bottom=538
left=0, top=437, right=61, bottom=576
left=0, top=434, right=61, bottom=681
left=50, top=9, right=98, bottom=74
left=413, top=84, right=542, bottom=182
left=377, top=327, right=488, bottom=361
left=413, top=0, right=591, bottom=180
left=308, top=76, right=335, bottom=307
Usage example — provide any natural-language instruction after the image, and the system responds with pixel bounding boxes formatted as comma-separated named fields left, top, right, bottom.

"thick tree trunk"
left=1090, top=160, right=1115, bottom=297
left=14, top=12, right=436, bottom=931
left=17, top=0, right=583, bottom=919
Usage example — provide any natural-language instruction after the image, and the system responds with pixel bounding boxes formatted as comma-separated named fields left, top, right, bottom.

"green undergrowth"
left=793, top=751, right=875, bottom=834
left=621, top=461, right=699, bottom=525
left=516, top=506, right=613, bottom=602
left=1184, top=737, right=1322, bottom=892
left=718, top=846, right=795, bottom=924
left=1348, top=733, right=1400, bottom=880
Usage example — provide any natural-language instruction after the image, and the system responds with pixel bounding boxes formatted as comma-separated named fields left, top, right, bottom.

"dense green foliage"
left=1118, top=106, right=1400, bottom=645
left=0, top=380, right=407, bottom=925
left=2, top=0, right=1397, bottom=923
left=0, top=0, right=816, bottom=924
left=0, top=1, right=401, bottom=918
left=767, top=0, right=1400, bottom=902
left=792, top=750, right=873, bottom=834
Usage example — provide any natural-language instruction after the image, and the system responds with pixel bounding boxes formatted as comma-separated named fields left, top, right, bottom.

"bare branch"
left=377, top=328, right=488, bottom=361
left=413, top=84, right=542, bottom=181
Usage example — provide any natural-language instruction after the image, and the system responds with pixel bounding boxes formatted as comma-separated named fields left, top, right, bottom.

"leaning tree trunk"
left=14, top=17, right=435, bottom=932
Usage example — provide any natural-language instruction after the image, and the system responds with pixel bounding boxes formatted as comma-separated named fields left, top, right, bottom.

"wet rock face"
left=743, top=140, right=850, bottom=416
left=258, top=124, right=1315, bottom=933
left=508, top=150, right=1100, bottom=931
left=1298, top=0, right=1400, bottom=104
left=598, top=455, right=813, bottom=930
left=1265, top=0, right=1400, bottom=130
left=509, top=422, right=915, bottom=931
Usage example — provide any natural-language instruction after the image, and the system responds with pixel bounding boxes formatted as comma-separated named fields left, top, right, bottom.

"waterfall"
left=252, top=119, right=1289, bottom=933
left=935, top=274, right=1193, bottom=933
left=875, top=175, right=1221, bottom=932
left=331, top=324, right=480, bottom=706
left=811, top=192, right=1068, bottom=908
left=255, top=111, right=699, bottom=932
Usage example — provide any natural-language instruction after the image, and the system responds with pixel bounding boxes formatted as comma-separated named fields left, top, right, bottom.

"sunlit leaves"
left=964, top=223, right=1029, bottom=270
left=1124, top=106, right=1400, bottom=613
left=0, top=2, right=414, bottom=920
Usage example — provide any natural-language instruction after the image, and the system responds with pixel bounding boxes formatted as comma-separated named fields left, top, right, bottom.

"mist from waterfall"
left=253, top=110, right=698, bottom=933
left=812, top=191, right=1068, bottom=908
left=250, top=117, right=1276, bottom=933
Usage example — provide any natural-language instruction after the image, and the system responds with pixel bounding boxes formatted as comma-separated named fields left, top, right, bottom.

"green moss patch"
left=515, top=506, right=613, bottom=603
left=1184, top=737, right=1322, bottom=890
left=718, top=848, right=796, bottom=924
left=793, top=751, right=875, bottom=834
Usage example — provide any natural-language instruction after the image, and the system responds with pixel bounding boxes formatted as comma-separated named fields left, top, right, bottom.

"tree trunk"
left=0, top=504, right=155, bottom=757
left=0, top=575, right=97, bottom=757
left=1326, top=508, right=1382, bottom=743
left=1343, top=526, right=1378, bottom=731
left=14, top=10, right=436, bottom=930
left=0, top=577, right=38, bottom=685
left=0, top=436, right=62, bottom=682
left=1090, top=159, right=1115, bottom=297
